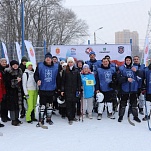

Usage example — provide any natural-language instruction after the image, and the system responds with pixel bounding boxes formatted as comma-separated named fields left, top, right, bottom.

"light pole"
left=94, top=27, right=103, bottom=44
left=21, top=0, right=25, bottom=56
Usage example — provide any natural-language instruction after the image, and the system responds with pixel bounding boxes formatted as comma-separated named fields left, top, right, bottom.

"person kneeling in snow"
left=22, top=62, right=38, bottom=123
left=81, top=64, right=96, bottom=119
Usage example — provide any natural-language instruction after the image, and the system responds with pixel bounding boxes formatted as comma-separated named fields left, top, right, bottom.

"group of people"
left=0, top=51, right=151, bottom=126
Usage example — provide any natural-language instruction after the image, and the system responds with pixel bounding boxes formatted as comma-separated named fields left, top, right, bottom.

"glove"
left=25, top=95, right=29, bottom=100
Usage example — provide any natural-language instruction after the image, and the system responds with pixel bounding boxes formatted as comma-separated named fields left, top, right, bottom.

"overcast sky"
left=63, top=0, right=151, bottom=49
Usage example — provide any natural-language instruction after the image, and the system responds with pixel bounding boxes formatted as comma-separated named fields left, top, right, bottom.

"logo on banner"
left=30, top=48, right=34, bottom=57
left=85, top=47, right=93, bottom=54
left=118, top=46, right=124, bottom=54
left=99, top=48, right=110, bottom=53
left=56, top=48, right=60, bottom=55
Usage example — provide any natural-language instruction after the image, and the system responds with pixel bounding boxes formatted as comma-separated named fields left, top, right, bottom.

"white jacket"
left=22, top=69, right=37, bottom=95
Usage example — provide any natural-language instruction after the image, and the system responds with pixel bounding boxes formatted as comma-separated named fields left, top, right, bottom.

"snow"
left=1, top=108, right=151, bottom=151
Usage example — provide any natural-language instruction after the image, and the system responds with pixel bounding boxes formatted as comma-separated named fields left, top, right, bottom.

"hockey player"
left=118, top=56, right=141, bottom=123
left=34, top=53, right=60, bottom=127
left=95, top=58, right=116, bottom=120
left=81, top=64, right=96, bottom=119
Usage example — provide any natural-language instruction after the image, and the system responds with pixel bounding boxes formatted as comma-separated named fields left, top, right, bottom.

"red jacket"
left=0, top=72, right=6, bottom=102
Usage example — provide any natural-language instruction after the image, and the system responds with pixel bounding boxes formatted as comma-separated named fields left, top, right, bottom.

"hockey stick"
left=144, top=99, right=151, bottom=131
left=127, top=104, right=135, bottom=126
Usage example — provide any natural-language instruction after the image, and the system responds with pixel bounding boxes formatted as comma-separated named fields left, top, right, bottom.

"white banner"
left=15, top=42, right=22, bottom=64
left=24, top=40, right=36, bottom=69
left=143, top=37, right=149, bottom=66
left=50, top=44, right=131, bottom=66
left=2, top=42, right=9, bottom=64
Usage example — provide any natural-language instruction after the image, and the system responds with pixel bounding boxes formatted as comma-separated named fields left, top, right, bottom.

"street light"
left=94, top=27, right=103, bottom=44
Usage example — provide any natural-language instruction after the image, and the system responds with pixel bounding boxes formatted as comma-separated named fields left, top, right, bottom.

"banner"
left=15, top=42, right=22, bottom=64
left=24, top=40, right=36, bottom=69
left=143, top=37, right=149, bottom=66
left=50, top=44, right=131, bottom=66
left=1, top=42, right=9, bottom=64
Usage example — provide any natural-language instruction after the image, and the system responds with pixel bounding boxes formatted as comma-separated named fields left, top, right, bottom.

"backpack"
left=25, top=72, right=29, bottom=81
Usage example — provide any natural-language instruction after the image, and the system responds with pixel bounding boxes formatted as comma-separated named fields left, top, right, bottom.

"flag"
left=24, top=40, right=36, bottom=69
left=1, top=42, right=9, bottom=64
left=15, top=42, right=22, bottom=64
left=144, top=37, right=149, bottom=66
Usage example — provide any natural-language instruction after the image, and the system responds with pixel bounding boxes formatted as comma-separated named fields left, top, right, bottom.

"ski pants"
left=26, top=90, right=38, bottom=121
left=83, top=97, right=93, bottom=115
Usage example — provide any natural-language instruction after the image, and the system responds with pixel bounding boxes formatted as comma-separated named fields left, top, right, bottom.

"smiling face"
left=133, top=56, right=140, bottom=64
left=0, top=60, right=7, bottom=67
left=12, top=64, right=18, bottom=70
left=125, top=58, right=131, bottom=66
left=27, top=64, right=33, bottom=71
left=102, top=58, right=109, bottom=67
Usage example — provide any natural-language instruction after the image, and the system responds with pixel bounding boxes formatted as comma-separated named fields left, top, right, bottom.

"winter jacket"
left=81, top=73, right=96, bottom=99
left=144, top=67, right=151, bottom=94
left=22, top=69, right=37, bottom=95
left=19, top=63, right=26, bottom=73
left=61, top=66, right=81, bottom=100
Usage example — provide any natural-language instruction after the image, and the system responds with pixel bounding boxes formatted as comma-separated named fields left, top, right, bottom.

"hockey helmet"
left=57, top=96, right=65, bottom=104
left=96, top=92, right=104, bottom=103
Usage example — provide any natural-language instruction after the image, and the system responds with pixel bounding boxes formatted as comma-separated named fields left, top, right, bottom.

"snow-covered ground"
left=1, top=108, right=151, bottom=151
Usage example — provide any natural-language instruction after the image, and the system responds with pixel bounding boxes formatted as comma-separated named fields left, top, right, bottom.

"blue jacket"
left=144, top=67, right=151, bottom=94
left=38, top=62, right=58, bottom=91
left=119, top=65, right=138, bottom=93
left=133, top=63, right=145, bottom=89
left=96, top=67, right=115, bottom=92
left=81, top=73, right=96, bottom=99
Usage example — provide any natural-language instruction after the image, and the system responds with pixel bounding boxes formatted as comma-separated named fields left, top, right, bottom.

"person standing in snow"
left=5, top=60, right=23, bottom=126
left=118, top=56, right=141, bottom=123
left=95, top=58, right=116, bottom=120
left=61, top=57, right=81, bottom=125
left=81, top=64, right=96, bottom=119
left=22, top=62, right=38, bottom=123
left=34, top=53, right=60, bottom=126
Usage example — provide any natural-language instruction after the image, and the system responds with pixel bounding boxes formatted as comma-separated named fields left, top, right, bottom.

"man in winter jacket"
left=118, top=56, right=141, bottom=123
left=34, top=53, right=60, bottom=126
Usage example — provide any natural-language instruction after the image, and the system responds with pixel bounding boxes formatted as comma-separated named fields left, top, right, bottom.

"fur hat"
left=10, top=60, right=19, bottom=67
left=67, top=57, right=74, bottom=64
left=21, top=56, right=28, bottom=62
left=62, top=62, right=67, bottom=68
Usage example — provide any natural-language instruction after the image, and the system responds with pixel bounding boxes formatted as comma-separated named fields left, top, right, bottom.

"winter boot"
left=0, top=123, right=4, bottom=127
left=88, top=113, right=93, bottom=119
left=16, top=119, right=23, bottom=124
left=107, top=113, right=115, bottom=119
left=133, top=116, right=141, bottom=123
left=68, top=120, right=73, bottom=125
left=118, top=116, right=123, bottom=122
left=97, top=114, right=102, bottom=120
left=27, top=120, right=33, bottom=124
left=46, top=118, right=53, bottom=125
left=11, top=120, right=20, bottom=126
left=139, top=108, right=144, bottom=115
left=142, top=115, right=150, bottom=121
left=73, top=118, right=78, bottom=122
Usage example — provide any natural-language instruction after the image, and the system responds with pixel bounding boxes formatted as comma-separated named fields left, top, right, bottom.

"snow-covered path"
left=1, top=111, right=151, bottom=151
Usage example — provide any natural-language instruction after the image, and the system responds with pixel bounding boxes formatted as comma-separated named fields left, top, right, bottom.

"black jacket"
left=61, top=66, right=81, bottom=100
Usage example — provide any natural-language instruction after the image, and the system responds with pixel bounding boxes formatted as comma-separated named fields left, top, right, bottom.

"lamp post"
left=21, top=0, right=25, bottom=56
left=94, top=27, right=103, bottom=44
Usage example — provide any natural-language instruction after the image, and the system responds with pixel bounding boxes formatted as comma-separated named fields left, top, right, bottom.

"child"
left=22, top=62, right=38, bottom=123
left=81, top=64, right=96, bottom=119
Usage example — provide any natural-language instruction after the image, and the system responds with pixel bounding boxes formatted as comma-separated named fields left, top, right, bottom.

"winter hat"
left=21, top=56, right=28, bottom=62
left=83, top=64, right=89, bottom=69
left=77, top=60, right=84, bottom=66
left=62, top=62, right=67, bottom=68
left=0, top=58, right=7, bottom=62
left=10, top=60, right=19, bottom=67
left=26, top=62, right=33, bottom=68
left=45, top=52, right=52, bottom=59
left=67, top=57, right=74, bottom=64
left=60, top=60, right=65, bottom=65
left=89, top=51, right=96, bottom=56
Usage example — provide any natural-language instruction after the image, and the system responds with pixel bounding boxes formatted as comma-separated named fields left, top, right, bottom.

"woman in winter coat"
left=22, top=62, right=38, bottom=123
left=5, top=60, right=23, bottom=126
left=61, top=57, right=81, bottom=125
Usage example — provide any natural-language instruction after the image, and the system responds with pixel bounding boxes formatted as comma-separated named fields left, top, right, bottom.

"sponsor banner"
left=15, top=42, right=22, bottom=64
left=2, top=42, right=9, bottom=64
left=24, top=40, right=36, bottom=69
left=50, top=44, right=131, bottom=66
left=143, top=37, right=149, bottom=67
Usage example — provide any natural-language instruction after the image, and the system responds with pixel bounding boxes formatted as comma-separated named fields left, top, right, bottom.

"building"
left=115, top=29, right=140, bottom=57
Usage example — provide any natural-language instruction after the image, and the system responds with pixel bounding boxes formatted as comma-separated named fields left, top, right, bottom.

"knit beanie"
left=83, top=64, right=89, bottom=69
left=26, top=62, right=33, bottom=68
left=45, top=52, right=52, bottom=59
left=67, top=57, right=74, bottom=64
left=89, top=51, right=96, bottom=56
left=10, top=60, right=19, bottom=67
left=21, top=56, right=28, bottom=62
